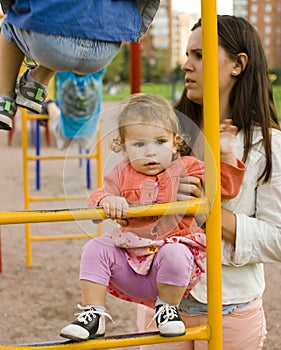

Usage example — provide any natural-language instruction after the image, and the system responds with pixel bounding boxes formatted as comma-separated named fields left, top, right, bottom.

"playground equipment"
left=0, top=198, right=215, bottom=350
left=21, top=108, right=103, bottom=267
left=0, top=0, right=223, bottom=348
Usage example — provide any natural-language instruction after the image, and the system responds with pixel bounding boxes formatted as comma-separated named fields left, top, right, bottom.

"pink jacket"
left=88, top=155, right=245, bottom=239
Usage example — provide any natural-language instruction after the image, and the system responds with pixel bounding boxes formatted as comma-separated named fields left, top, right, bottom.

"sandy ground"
left=0, top=101, right=280, bottom=349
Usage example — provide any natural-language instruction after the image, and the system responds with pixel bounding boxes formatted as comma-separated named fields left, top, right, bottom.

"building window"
left=250, top=14, right=257, bottom=23
left=251, top=4, right=258, bottom=12
left=264, top=25, right=271, bottom=35
left=264, top=15, right=271, bottom=24
left=264, top=37, right=271, bottom=46
left=265, top=4, right=272, bottom=12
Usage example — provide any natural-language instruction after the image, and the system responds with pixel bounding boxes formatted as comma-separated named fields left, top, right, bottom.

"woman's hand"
left=177, top=176, right=203, bottom=201
left=177, top=176, right=205, bottom=226
left=220, top=119, right=238, bottom=166
left=99, top=195, right=129, bottom=220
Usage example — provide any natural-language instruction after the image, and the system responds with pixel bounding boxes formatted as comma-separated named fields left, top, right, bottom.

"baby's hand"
left=220, top=119, right=238, bottom=166
left=99, top=196, right=129, bottom=220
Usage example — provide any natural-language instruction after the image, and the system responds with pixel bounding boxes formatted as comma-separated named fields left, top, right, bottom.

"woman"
left=137, top=15, right=281, bottom=350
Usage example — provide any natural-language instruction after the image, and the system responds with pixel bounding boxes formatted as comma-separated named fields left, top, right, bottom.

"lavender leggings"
left=80, top=236, right=194, bottom=300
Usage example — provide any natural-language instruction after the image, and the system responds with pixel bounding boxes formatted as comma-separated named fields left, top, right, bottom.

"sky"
left=172, top=0, right=233, bottom=15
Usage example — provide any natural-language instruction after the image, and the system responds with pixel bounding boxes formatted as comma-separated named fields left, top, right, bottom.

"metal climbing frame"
left=21, top=108, right=103, bottom=267
left=0, top=197, right=216, bottom=349
left=0, top=0, right=223, bottom=348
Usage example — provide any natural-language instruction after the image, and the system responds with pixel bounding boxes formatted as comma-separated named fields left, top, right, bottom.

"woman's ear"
left=232, top=53, right=248, bottom=76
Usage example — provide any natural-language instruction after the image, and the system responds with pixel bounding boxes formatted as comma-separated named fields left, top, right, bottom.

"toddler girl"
left=60, top=94, right=245, bottom=341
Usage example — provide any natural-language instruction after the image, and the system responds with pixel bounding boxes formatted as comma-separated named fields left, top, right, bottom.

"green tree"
left=103, top=44, right=130, bottom=83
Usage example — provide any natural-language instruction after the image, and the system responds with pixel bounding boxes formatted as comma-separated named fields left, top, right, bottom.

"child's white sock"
left=85, top=305, right=106, bottom=313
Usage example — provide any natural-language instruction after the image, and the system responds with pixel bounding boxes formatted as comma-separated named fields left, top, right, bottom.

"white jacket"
left=191, top=126, right=281, bottom=304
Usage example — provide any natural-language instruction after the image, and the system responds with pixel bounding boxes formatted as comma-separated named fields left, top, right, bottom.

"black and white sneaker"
left=152, top=304, right=186, bottom=337
left=60, top=305, right=112, bottom=341
left=0, top=96, right=17, bottom=130
left=15, top=70, right=47, bottom=114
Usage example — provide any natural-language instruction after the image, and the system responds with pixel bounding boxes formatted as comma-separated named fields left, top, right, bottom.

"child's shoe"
left=15, top=70, right=47, bottom=114
left=0, top=96, right=17, bottom=130
left=152, top=304, right=186, bottom=337
left=60, top=305, right=112, bottom=341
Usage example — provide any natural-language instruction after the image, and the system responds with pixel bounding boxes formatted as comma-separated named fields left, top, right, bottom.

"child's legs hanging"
left=80, top=237, right=159, bottom=304
left=1, top=19, right=55, bottom=87
left=153, top=243, right=194, bottom=305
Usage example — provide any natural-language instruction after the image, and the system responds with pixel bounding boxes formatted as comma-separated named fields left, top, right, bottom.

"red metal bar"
left=7, top=114, right=16, bottom=146
left=130, top=42, right=141, bottom=94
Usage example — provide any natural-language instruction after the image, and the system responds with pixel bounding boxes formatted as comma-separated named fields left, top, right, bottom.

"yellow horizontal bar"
left=27, top=154, right=97, bottom=161
left=26, top=114, right=49, bottom=120
left=31, top=234, right=99, bottom=241
left=0, top=198, right=209, bottom=225
left=29, top=196, right=88, bottom=202
left=1, top=325, right=210, bottom=349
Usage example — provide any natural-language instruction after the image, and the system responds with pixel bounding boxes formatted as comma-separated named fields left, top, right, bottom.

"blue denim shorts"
left=2, top=19, right=122, bottom=73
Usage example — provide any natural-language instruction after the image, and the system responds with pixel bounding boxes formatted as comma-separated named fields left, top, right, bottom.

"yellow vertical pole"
left=96, top=119, right=103, bottom=188
left=201, top=1, right=223, bottom=350
left=21, top=109, right=32, bottom=267
left=96, top=119, right=103, bottom=236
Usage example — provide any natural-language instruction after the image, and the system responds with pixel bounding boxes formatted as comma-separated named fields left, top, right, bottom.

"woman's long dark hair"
left=177, top=15, right=280, bottom=182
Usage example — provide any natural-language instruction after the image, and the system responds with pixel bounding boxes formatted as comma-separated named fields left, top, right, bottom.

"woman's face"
left=182, top=27, right=237, bottom=109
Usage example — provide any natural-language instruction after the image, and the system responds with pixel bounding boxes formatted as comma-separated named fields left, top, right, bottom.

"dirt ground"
left=0, top=101, right=280, bottom=349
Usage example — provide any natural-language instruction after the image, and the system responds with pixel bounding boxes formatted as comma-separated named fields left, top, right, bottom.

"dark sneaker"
left=0, top=96, right=17, bottom=130
left=153, top=304, right=186, bottom=337
left=15, top=70, right=47, bottom=114
left=60, top=305, right=112, bottom=341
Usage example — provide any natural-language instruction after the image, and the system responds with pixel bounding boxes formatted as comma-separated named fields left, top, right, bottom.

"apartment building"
left=234, top=0, right=281, bottom=69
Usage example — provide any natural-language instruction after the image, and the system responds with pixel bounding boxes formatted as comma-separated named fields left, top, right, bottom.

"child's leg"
left=151, top=243, right=194, bottom=337
left=29, top=65, right=56, bottom=86
left=0, top=34, right=23, bottom=129
left=0, top=33, right=24, bottom=98
left=0, top=32, right=55, bottom=129
left=155, top=243, right=194, bottom=304
left=80, top=280, right=107, bottom=307
left=61, top=236, right=151, bottom=342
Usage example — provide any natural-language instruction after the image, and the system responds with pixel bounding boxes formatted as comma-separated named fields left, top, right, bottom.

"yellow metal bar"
left=30, top=234, right=98, bottom=241
left=29, top=195, right=88, bottom=202
left=21, top=108, right=33, bottom=267
left=26, top=113, right=49, bottom=120
left=20, top=109, right=104, bottom=266
left=21, top=109, right=29, bottom=211
left=201, top=0, right=223, bottom=349
left=96, top=119, right=103, bottom=188
left=0, top=198, right=209, bottom=225
left=27, top=154, right=98, bottom=161
left=0, top=324, right=210, bottom=349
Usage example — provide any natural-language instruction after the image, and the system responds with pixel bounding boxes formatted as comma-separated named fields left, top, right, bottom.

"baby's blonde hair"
left=111, top=93, right=185, bottom=153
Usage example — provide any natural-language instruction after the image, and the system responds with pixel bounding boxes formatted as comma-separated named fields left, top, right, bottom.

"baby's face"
left=123, top=122, right=177, bottom=176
